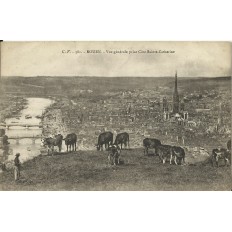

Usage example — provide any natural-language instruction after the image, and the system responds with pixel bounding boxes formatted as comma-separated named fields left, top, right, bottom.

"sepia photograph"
left=0, top=41, right=231, bottom=191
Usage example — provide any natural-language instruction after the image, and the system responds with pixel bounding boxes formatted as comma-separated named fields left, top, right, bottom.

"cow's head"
left=108, top=145, right=121, bottom=154
left=96, top=144, right=100, bottom=151
left=41, top=138, right=46, bottom=147
left=94, top=144, right=100, bottom=150
left=41, top=138, right=49, bottom=147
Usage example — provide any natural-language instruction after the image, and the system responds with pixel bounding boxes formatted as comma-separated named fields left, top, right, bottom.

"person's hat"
left=15, top=153, right=20, bottom=156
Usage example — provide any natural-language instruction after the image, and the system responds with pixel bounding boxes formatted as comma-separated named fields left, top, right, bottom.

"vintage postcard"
left=0, top=41, right=231, bottom=190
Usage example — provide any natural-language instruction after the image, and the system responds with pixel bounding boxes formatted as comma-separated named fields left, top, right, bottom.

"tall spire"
left=173, top=71, right=179, bottom=114
left=174, top=70, right=178, bottom=93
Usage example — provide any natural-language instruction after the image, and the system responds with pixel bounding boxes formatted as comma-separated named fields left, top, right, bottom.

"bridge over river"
left=0, top=123, right=42, bottom=129
left=7, top=135, right=43, bottom=144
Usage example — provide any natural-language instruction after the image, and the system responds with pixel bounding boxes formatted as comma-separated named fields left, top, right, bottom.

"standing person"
left=14, top=153, right=21, bottom=181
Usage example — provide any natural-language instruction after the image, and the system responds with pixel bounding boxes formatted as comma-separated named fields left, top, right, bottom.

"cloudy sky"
left=1, top=41, right=231, bottom=77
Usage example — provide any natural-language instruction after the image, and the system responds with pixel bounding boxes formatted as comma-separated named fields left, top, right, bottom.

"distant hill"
left=2, top=76, right=231, bottom=96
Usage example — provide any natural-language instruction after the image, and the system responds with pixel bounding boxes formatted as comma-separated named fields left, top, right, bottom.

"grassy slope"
left=0, top=149, right=231, bottom=191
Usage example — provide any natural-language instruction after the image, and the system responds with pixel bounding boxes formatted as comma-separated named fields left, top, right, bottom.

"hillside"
left=0, top=150, right=231, bottom=191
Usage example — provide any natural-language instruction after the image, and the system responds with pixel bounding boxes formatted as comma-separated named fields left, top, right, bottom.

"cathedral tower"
left=172, top=71, right=179, bottom=114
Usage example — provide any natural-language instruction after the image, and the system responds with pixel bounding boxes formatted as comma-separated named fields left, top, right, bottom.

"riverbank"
left=0, top=94, right=28, bottom=124
left=41, top=99, right=70, bottom=137
left=0, top=149, right=231, bottom=191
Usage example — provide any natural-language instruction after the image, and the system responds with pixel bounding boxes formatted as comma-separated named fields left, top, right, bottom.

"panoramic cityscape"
left=0, top=41, right=231, bottom=190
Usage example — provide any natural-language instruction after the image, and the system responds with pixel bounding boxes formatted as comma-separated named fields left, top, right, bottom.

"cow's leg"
left=117, top=156, right=120, bottom=165
left=108, top=154, right=111, bottom=165
left=51, top=146, right=54, bottom=156
left=114, top=155, right=117, bottom=166
left=116, top=154, right=120, bottom=165
left=158, top=154, right=162, bottom=163
left=174, top=156, right=178, bottom=165
left=170, top=154, right=173, bottom=165
left=161, top=153, right=165, bottom=164
left=182, top=157, right=186, bottom=165
left=225, top=158, right=229, bottom=166
left=75, top=142, right=77, bottom=151
left=216, top=157, right=219, bottom=167
left=144, top=147, right=148, bottom=156
left=212, top=158, right=215, bottom=167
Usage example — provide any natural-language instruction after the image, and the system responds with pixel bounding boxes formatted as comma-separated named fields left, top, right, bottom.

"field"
left=0, top=149, right=231, bottom=191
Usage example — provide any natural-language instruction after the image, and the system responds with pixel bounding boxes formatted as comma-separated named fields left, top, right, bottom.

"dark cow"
left=114, top=132, right=129, bottom=150
left=227, top=140, right=231, bottom=151
left=41, top=134, right=63, bottom=155
left=108, top=145, right=121, bottom=165
left=143, top=138, right=161, bottom=155
left=156, top=145, right=173, bottom=164
left=64, top=133, right=77, bottom=152
left=171, top=146, right=186, bottom=165
left=96, top=132, right=113, bottom=151
left=212, top=147, right=230, bottom=167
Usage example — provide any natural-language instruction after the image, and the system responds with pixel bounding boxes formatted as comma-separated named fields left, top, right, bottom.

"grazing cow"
left=227, top=140, right=231, bottom=151
left=64, top=133, right=77, bottom=152
left=171, top=146, right=186, bottom=165
left=108, top=145, right=121, bottom=165
left=114, top=132, right=130, bottom=149
left=212, top=147, right=230, bottom=167
left=143, top=138, right=161, bottom=155
left=41, top=134, right=63, bottom=155
left=156, top=145, right=173, bottom=164
left=96, top=132, right=113, bottom=151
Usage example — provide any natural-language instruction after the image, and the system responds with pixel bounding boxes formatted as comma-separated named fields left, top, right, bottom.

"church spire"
left=174, top=70, right=178, bottom=93
left=173, top=71, right=179, bottom=114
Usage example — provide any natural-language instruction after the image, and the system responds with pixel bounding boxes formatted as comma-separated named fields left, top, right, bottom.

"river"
left=3, top=98, right=53, bottom=163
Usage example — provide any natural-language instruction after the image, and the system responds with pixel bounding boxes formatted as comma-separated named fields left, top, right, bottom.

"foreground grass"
left=0, top=149, right=231, bottom=191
